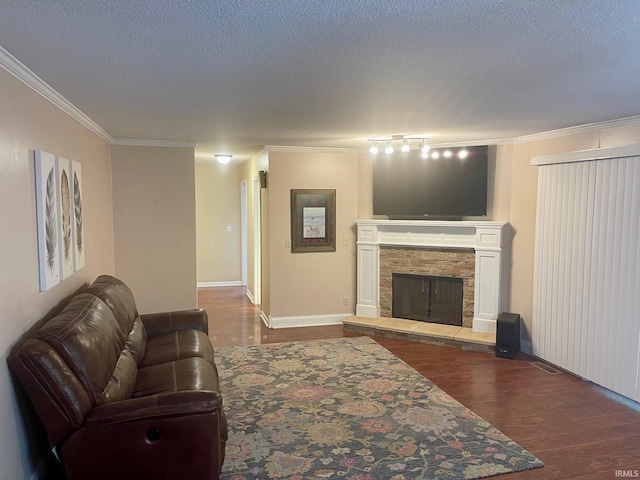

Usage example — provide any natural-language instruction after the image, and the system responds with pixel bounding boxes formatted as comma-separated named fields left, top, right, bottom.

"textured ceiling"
left=1, top=1, right=640, bottom=162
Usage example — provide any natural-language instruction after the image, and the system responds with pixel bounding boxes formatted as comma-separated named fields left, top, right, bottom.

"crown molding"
left=111, top=138, right=198, bottom=148
left=0, top=46, right=114, bottom=143
left=0, top=46, right=197, bottom=149
left=512, top=115, right=640, bottom=144
left=265, top=145, right=358, bottom=154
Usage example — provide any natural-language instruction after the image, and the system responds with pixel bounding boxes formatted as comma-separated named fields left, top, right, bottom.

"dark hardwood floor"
left=199, top=286, right=640, bottom=480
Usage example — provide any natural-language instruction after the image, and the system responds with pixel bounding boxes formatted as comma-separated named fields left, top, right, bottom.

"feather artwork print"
left=73, top=171, right=84, bottom=254
left=60, top=170, right=71, bottom=260
left=45, top=167, right=57, bottom=272
left=35, top=151, right=60, bottom=290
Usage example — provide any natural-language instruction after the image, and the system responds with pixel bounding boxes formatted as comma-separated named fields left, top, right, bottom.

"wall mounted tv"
left=372, top=145, right=488, bottom=219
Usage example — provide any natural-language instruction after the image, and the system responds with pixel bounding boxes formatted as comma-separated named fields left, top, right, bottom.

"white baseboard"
left=197, top=281, right=243, bottom=288
left=246, top=289, right=256, bottom=305
left=260, top=310, right=269, bottom=327
left=266, top=313, right=352, bottom=329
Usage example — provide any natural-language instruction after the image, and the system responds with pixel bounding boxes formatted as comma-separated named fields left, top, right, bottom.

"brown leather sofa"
left=9, top=275, right=227, bottom=480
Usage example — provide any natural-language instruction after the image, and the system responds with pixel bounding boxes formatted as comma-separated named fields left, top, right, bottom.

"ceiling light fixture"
left=431, top=151, right=440, bottom=159
left=458, top=149, right=469, bottom=159
left=215, top=154, right=232, bottom=164
left=443, top=150, right=453, bottom=158
left=367, top=135, right=430, bottom=155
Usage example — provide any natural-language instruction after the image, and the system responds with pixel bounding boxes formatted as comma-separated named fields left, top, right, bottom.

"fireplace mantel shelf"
left=355, top=219, right=510, bottom=334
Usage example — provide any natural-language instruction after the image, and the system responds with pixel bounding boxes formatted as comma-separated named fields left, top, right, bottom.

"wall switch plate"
left=342, top=296, right=349, bottom=306
left=227, top=226, right=232, bottom=232
left=343, top=236, right=349, bottom=246
left=285, top=238, right=291, bottom=247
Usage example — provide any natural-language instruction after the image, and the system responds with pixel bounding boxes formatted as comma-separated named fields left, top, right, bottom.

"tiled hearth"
left=343, top=316, right=496, bottom=354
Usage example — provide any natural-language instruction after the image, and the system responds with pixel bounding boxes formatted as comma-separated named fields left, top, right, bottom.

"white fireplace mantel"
left=356, top=219, right=509, bottom=334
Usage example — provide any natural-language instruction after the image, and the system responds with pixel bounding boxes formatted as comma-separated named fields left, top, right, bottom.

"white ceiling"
left=1, top=1, right=640, bottom=163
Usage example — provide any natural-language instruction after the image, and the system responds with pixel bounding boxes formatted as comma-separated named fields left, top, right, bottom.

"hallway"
left=198, top=286, right=347, bottom=347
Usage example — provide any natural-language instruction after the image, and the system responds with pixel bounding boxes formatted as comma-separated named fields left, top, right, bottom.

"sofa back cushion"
left=84, top=275, right=139, bottom=335
left=85, top=275, right=147, bottom=365
left=35, top=293, right=138, bottom=405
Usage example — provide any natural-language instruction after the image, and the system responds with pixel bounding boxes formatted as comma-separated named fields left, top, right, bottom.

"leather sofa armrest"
left=85, top=391, right=221, bottom=427
left=140, top=309, right=209, bottom=337
left=62, top=391, right=226, bottom=480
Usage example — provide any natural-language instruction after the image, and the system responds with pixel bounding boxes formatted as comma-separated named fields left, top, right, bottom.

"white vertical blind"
left=532, top=154, right=640, bottom=402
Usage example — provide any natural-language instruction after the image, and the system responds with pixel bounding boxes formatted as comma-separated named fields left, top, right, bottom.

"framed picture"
left=290, top=189, right=336, bottom=253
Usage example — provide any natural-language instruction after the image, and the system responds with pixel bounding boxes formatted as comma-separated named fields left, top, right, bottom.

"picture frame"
left=290, top=189, right=336, bottom=253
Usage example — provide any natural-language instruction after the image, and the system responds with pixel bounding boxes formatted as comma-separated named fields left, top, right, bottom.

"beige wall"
left=111, top=145, right=197, bottom=313
left=195, top=161, right=242, bottom=283
left=0, top=70, right=113, bottom=480
left=268, top=150, right=358, bottom=318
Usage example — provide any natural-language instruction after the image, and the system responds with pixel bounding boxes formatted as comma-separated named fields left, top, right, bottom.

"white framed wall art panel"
left=57, top=157, right=74, bottom=280
left=71, top=160, right=85, bottom=271
left=34, top=150, right=60, bottom=291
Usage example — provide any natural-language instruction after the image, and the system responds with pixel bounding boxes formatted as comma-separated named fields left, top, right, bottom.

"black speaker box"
left=496, top=312, right=520, bottom=359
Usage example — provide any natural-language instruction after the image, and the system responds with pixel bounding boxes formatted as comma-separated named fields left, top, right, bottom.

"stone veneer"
left=379, top=247, right=475, bottom=328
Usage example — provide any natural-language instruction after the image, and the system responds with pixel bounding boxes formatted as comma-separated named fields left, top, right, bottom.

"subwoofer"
left=496, top=312, right=520, bottom=359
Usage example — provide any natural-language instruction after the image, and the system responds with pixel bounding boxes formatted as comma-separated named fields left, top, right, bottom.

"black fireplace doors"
left=392, top=273, right=463, bottom=326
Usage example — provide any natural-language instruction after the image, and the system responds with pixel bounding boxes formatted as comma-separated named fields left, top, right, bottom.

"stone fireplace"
left=381, top=248, right=474, bottom=328
left=356, top=220, right=509, bottom=334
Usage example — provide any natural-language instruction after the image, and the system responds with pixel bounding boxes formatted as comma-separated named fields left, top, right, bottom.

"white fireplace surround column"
left=356, top=220, right=509, bottom=334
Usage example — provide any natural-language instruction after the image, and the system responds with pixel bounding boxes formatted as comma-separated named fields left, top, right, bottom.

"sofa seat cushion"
left=134, top=357, right=220, bottom=398
left=140, top=329, right=215, bottom=368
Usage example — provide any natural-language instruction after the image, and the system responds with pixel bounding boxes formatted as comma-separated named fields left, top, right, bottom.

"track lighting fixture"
left=367, top=136, right=474, bottom=161
left=367, top=135, right=430, bottom=155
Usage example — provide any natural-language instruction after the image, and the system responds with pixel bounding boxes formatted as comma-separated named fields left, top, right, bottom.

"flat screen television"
left=372, top=145, right=488, bottom=219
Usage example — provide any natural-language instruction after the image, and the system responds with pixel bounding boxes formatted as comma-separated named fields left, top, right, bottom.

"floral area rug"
left=216, top=336, right=543, bottom=480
